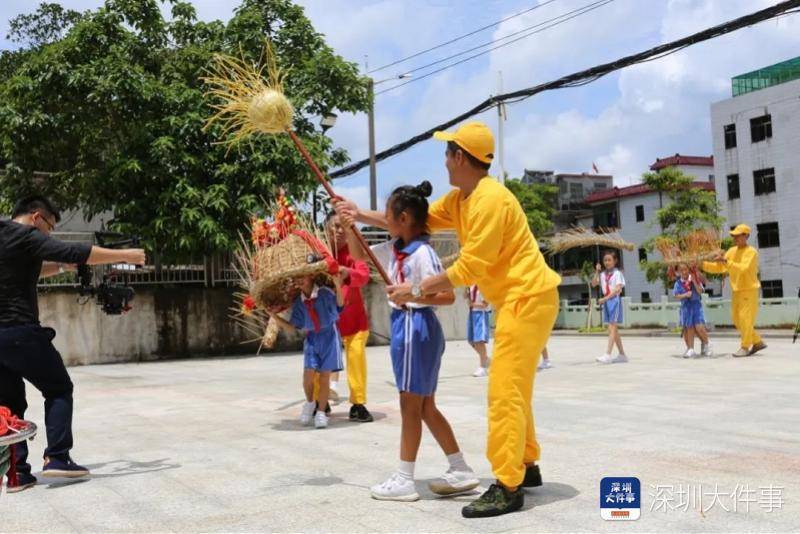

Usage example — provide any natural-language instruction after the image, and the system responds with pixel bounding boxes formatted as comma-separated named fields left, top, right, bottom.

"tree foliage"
left=639, top=167, right=725, bottom=292
left=505, top=178, right=558, bottom=237
left=0, top=0, right=369, bottom=258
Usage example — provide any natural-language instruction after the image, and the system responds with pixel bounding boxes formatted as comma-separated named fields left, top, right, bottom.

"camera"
left=76, top=232, right=139, bottom=315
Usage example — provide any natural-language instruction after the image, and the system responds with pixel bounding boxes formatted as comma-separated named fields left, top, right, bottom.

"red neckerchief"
left=392, top=248, right=409, bottom=283
left=603, top=271, right=614, bottom=297
left=681, top=275, right=693, bottom=293
left=302, top=294, right=321, bottom=332
left=470, top=286, right=478, bottom=303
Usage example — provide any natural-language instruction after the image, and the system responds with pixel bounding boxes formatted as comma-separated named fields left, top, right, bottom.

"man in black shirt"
left=0, top=196, right=145, bottom=492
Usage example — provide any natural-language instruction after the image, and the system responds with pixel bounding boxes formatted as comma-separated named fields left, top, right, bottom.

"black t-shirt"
left=0, top=220, right=92, bottom=326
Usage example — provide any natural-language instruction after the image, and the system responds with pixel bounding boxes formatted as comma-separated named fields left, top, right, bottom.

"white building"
left=583, top=155, right=717, bottom=303
left=710, top=57, right=800, bottom=299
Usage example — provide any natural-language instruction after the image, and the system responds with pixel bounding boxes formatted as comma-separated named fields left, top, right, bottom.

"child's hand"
left=595, top=263, right=602, bottom=272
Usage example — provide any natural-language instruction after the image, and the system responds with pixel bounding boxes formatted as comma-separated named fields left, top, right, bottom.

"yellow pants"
left=732, top=289, right=762, bottom=349
left=313, top=330, right=369, bottom=404
left=487, top=288, right=559, bottom=488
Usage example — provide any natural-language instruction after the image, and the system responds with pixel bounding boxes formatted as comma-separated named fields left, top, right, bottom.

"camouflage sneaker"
left=462, top=483, right=524, bottom=518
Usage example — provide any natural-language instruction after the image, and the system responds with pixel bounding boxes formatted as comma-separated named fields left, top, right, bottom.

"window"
left=641, top=292, right=651, bottom=303
left=750, top=114, right=772, bottom=143
left=762, top=280, right=783, bottom=298
left=726, top=174, right=740, bottom=200
left=593, top=206, right=618, bottom=229
left=757, top=222, right=780, bottom=248
left=635, top=205, right=645, bottom=222
left=708, top=174, right=715, bottom=184
left=569, top=182, right=584, bottom=198
left=724, top=123, right=737, bottom=149
left=638, top=248, right=647, bottom=263
left=594, top=182, right=607, bottom=190
left=753, top=168, right=776, bottom=196
left=559, top=181, right=568, bottom=194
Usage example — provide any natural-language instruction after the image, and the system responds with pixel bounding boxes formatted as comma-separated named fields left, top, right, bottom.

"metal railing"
left=36, top=231, right=461, bottom=290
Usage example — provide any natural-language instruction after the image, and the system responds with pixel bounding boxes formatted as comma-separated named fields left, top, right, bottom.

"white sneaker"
left=472, top=366, right=488, bottom=377
left=371, top=473, right=419, bottom=501
left=596, top=354, right=613, bottom=364
left=612, top=353, right=629, bottom=363
left=314, top=411, right=329, bottom=429
left=538, top=359, right=552, bottom=370
left=683, top=348, right=696, bottom=359
left=702, top=343, right=713, bottom=357
left=299, top=401, right=315, bottom=426
left=428, top=468, right=480, bottom=496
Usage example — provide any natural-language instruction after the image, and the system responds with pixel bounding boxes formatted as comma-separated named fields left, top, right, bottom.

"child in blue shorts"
left=673, top=262, right=713, bottom=358
left=591, top=250, right=628, bottom=364
left=343, top=180, right=479, bottom=502
left=270, top=273, right=344, bottom=429
left=466, top=285, right=491, bottom=377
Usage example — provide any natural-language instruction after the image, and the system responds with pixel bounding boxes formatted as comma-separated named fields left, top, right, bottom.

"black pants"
left=0, top=324, right=74, bottom=474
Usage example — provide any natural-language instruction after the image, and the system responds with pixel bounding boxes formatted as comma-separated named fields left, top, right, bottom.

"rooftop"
left=649, top=154, right=713, bottom=171
left=585, top=181, right=714, bottom=204
left=732, top=56, right=800, bottom=97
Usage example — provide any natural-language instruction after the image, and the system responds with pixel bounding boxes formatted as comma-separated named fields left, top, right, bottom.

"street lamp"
left=320, top=112, right=337, bottom=133
left=368, top=73, right=412, bottom=210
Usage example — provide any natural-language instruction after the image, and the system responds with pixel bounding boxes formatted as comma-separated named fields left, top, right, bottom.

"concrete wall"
left=38, top=283, right=470, bottom=366
left=711, top=77, right=800, bottom=299
left=616, top=192, right=668, bottom=301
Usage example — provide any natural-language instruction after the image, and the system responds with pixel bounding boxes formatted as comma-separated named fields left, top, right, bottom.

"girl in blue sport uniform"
left=592, top=250, right=628, bottom=364
left=343, top=180, right=479, bottom=502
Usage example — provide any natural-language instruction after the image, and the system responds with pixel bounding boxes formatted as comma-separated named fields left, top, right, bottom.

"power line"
left=367, top=0, right=561, bottom=75
left=376, top=0, right=614, bottom=96
left=330, top=0, right=800, bottom=179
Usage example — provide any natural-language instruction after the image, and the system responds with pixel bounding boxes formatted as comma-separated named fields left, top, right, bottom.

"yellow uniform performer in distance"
left=702, top=224, right=766, bottom=357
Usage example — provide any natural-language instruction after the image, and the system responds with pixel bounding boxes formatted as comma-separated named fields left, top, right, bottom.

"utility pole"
left=496, top=70, right=507, bottom=183
left=368, top=78, right=377, bottom=211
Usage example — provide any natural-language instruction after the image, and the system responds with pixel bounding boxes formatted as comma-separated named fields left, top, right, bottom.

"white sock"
left=447, top=451, right=469, bottom=472
left=398, top=461, right=415, bottom=480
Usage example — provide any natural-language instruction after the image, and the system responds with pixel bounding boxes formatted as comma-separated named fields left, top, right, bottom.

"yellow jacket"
left=428, top=177, right=561, bottom=308
left=702, top=245, right=760, bottom=292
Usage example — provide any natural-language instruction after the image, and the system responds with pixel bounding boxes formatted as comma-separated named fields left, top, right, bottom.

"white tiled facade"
left=616, top=192, right=669, bottom=302
left=710, top=77, right=800, bottom=299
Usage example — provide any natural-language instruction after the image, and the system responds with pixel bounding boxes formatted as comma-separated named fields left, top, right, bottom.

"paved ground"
left=3, top=335, right=799, bottom=532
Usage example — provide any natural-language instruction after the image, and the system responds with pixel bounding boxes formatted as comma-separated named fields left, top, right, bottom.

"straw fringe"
left=545, top=227, right=635, bottom=255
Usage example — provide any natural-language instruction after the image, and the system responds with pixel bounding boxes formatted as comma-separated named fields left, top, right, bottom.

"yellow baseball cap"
left=433, top=121, right=495, bottom=164
left=729, top=224, right=751, bottom=236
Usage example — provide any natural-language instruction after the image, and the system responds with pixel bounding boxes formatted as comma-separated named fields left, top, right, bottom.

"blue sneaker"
left=6, top=472, right=37, bottom=493
left=41, top=456, right=90, bottom=478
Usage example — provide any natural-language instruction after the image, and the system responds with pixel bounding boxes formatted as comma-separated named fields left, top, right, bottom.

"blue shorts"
left=680, top=300, right=705, bottom=327
left=390, top=307, right=445, bottom=396
left=602, top=297, right=623, bottom=324
left=303, top=327, right=343, bottom=372
left=467, top=310, right=490, bottom=343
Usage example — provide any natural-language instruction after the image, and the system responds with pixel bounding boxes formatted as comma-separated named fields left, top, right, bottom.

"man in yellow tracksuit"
left=702, top=224, right=766, bottom=357
left=340, top=121, right=561, bottom=518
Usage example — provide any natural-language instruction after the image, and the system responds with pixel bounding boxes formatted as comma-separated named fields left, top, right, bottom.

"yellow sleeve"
left=727, top=247, right=758, bottom=277
left=445, top=193, right=503, bottom=288
left=427, top=194, right=455, bottom=233
left=701, top=260, right=727, bottom=275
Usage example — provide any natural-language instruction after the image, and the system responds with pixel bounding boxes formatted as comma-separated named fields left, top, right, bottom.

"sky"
left=2, top=0, right=800, bottom=210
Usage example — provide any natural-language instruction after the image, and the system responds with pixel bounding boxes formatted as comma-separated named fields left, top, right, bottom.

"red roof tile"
left=650, top=154, right=714, bottom=170
left=586, top=181, right=715, bottom=204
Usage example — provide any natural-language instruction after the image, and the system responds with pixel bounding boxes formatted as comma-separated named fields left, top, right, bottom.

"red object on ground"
left=335, top=246, right=370, bottom=336
left=1, top=406, right=27, bottom=486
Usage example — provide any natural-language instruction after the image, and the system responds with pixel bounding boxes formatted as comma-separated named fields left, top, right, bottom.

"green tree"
left=505, top=178, right=558, bottom=237
left=639, top=167, right=725, bottom=293
left=579, top=260, right=597, bottom=329
left=0, top=0, right=369, bottom=258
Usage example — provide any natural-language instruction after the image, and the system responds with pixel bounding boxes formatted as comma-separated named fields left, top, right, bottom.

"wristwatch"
left=411, top=283, right=423, bottom=299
